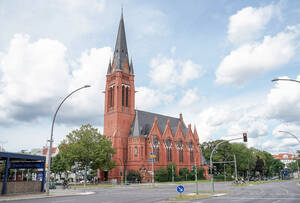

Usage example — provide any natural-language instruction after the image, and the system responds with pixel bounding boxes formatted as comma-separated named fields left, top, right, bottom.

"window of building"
left=125, top=87, right=129, bottom=107
left=153, top=137, right=159, bottom=162
left=122, top=86, right=125, bottom=106
left=178, top=140, right=183, bottom=162
left=134, top=146, right=138, bottom=157
left=109, top=87, right=113, bottom=107
left=188, top=141, right=194, bottom=162
left=166, top=138, right=172, bottom=162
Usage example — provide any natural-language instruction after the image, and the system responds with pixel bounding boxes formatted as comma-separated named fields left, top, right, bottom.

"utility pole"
left=210, top=137, right=244, bottom=193
left=195, top=160, right=198, bottom=195
left=151, top=137, right=154, bottom=187
left=224, top=163, right=226, bottom=182
left=234, top=154, right=238, bottom=182
left=297, top=161, right=300, bottom=180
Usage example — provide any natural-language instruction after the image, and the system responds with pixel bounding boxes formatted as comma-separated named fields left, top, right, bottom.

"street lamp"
left=45, top=85, right=91, bottom=195
left=271, top=78, right=300, bottom=84
left=278, top=130, right=300, bottom=144
left=210, top=137, right=246, bottom=193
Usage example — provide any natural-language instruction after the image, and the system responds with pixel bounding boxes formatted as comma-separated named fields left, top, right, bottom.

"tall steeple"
left=108, top=10, right=133, bottom=75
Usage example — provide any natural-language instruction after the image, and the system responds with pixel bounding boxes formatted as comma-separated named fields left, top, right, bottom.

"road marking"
left=213, top=197, right=300, bottom=200
left=77, top=191, right=95, bottom=195
left=213, top=193, right=226, bottom=197
left=52, top=200, right=75, bottom=203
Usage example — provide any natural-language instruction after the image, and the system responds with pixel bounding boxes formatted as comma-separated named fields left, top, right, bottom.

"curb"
left=0, top=191, right=95, bottom=202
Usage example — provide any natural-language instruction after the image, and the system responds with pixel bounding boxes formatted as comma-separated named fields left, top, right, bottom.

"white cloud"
left=227, top=119, right=268, bottom=139
left=0, top=34, right=112, bottom=125
left=59, top=47, right=112, bottom=124
left=262, top=137, right=299, bottom=154
left=61, top=0, right=106, bottom=12
left=272, top=123, right=300, bottom=139
left=149, top=55, right=203, bottom=90
left=267, top=75, right=300, bottom=123
left=228, top=4, right=280, bottom=45
left=0, top=34, right=70, bottom=122
left=135, top=86, right=174, bottom=110
left=179, top=88, right=199, bottom=106
left=216, top=26, right=300, bottom=86
left=133, top=9, right=169, bottom=38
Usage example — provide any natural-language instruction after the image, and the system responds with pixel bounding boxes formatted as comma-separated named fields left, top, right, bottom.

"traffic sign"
left=150, top=153, right=156, bottom=158
left=148, top=158, right=153, bottom=162
left=177, top=185, right=184, bottom=193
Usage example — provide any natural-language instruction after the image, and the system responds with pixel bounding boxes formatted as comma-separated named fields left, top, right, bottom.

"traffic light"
left=243, top=133, right=247, bottom=142
left=210, top=166, right=216, bottom=174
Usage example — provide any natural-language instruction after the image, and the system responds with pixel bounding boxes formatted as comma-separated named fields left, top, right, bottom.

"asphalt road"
left=196, top=179, right=300, bottom=203
left=6, top=180, right=300, bottom=203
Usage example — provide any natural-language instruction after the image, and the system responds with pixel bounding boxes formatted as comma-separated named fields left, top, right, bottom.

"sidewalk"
left=0, top=188, right=95, bottom=202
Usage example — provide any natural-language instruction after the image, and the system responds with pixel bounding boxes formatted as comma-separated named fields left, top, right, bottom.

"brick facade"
left=101, top=13, right=208, bottom=182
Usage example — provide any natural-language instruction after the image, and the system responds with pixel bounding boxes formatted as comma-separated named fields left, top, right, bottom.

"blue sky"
left=1, top=0, right=300, bottom=154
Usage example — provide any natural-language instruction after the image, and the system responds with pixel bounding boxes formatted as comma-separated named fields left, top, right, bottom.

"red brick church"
left=101, top=12, right=208, bottom=182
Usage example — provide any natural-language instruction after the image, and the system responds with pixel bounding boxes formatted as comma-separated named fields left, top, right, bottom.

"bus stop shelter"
left=0, top=152, right=46, bottom=195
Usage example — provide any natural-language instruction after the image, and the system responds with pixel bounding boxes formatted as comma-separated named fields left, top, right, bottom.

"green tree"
left=59, top=124, right=116, bottom=172
left=179, top=168, right=189, bottom=181
left=167, top=163, right=177, bottom=181
left=287, top=162, right=299, bottom=172
left=51, top=152, right=69, bottom=180
left=270, top=158, right=284, bottom=176
left=127, top=170, right=141, bottom=183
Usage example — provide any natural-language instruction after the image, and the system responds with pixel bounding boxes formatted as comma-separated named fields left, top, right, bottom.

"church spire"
left=108, top=9, right=132, bottom=74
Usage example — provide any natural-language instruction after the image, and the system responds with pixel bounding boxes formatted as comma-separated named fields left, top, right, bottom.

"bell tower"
left=104, top=11, right=135, bottom=182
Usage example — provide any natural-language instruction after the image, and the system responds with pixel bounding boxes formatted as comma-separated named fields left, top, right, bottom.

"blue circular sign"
left=177, top=185, right=184, bottom=193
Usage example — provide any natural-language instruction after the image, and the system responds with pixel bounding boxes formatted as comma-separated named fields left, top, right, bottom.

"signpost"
left=177, top=185, right=184, bottom=197
left=150, top=151, right=156, bottom=187
left=150, top=153, right=156, bottom=158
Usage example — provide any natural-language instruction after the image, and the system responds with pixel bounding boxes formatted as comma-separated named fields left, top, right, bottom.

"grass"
left=139, top=185, right=159, bottom=189
left=169, top=194, right=211, bottom=201
left=156, top=180, right=210, bottom=184
left=230, top=179, right=283, bottom=186
left=67, top=184, right=116, bottom=188
left=196, top=190, right=231, bottom=194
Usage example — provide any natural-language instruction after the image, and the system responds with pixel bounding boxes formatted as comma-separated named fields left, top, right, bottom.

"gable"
left=129, top=110, right=188, bottom=137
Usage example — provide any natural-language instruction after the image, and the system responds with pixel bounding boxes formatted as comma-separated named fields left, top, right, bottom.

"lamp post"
left=210, top=137, right=243, bottom=193
left=45, top=85, right=91, bottom=195
left=278, top=131, right=300, bottom=179
left=118, top=158, right=123, bottom=185
left=278, top=131, right=300, bottom=144
left=272, top=78, right=300, bottom=84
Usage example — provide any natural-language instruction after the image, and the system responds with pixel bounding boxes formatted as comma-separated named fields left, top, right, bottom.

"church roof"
left=107, top=11, right=133, bottom=75
left=129, top=110, right=188, bottom=138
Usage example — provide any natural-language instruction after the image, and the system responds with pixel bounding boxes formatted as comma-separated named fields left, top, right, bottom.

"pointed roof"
left=107, top=10, right=133, bottom=75
left=107, top=58, right=112, bottom=75
left=129, top=110, right=188, bottom=137
left=130, top=58, right=134, bottom=74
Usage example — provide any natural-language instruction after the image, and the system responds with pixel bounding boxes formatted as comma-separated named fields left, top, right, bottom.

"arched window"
left=166, top=139, right=172, bottom=162
left=178, top=140, right=183, bottom=162
left=134, top=146, right=138, bottom=157
left=125, top=87, right=129, bottom=107
left=122, top=86, right=125, bottom=106
left=188, top=141, right=194, bottom=162
left=109, top=87, right=113, bottom=107
left=153, top=137, right=159, bottom=162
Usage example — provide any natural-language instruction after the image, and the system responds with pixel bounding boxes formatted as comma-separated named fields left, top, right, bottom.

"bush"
left=213, top=175, right=234, bottom=181
left=155, top=167, right=168, bottom=182
left=126, top=170, right=141, bottom=183
left=179, top=167, right=205, bottom=181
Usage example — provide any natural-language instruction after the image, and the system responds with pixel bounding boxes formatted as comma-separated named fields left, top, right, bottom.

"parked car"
left=55, top=180, right=64, bottom=185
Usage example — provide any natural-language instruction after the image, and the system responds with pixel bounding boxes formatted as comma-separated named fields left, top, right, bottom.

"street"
left=194, top=180, right=300, bottom=203
left=5, top=180, right=300, bottom=203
